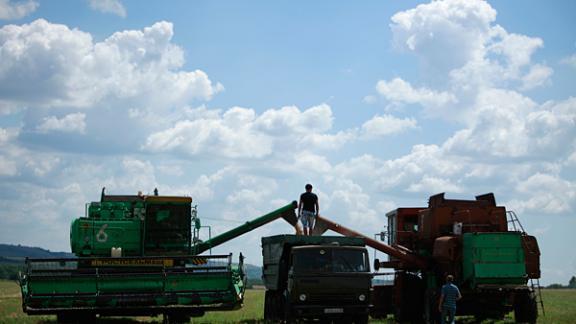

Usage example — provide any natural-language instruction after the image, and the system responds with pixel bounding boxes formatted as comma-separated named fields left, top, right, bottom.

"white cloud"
left=143, top=107, right=272, bottom=159
left=385, top=0, right=552, bottom=122
left=0, top=0, right=38, bottom=20
left=226, top=176, right=278, bottom=205
left=507, top=173, right=576, bottom=214
left=334, top=144, right=464, bottom=195
left=560, top=54, right=576, bottom=68
left=187, top=167, right=232, bottom=202
left=291, top=151, right=332, bottom=174
left=391, top=0, right=496, bottom=72
left=300, top=131, right=357, bottom=150
left=0, top=127, right=16, bottom=145
left=254, top=104, right=333, bottom=135
left=444, top=91, right=576, bottom=159
left=361, top=114, right=418, bottom=138
left=37, top=113, right=86, bottom=134
left=488, top=28, right=543, bottom=72
left=520, top=64, right=553, bottom=90
left=320, top=178, right=390, bottom=235
left=120, top=158, right=157, bottom=191
left=376, top=78, right=457, bottom=107
left=407, top=175, right=463, bottom=194
left=88, top=0, right=126, bottom=18
left=0, top=155, right=17, bottom=176
left=0, top=19, right=221, bottom=110
left=566, top=151, right=576, bottom=167
left=143, top=104, right=354, bottom=159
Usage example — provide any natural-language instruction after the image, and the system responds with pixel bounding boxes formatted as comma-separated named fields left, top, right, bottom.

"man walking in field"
left=438, top=274, right=462, bottom=324
left=298, top=184, right=319, bottom=236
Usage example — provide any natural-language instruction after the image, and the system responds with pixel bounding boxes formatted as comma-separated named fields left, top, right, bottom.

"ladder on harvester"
left=507, top=211, right=545, bottom=317
left=530, top=278, right=545, bottom=317
left=506, top=210, right=526, bottom=233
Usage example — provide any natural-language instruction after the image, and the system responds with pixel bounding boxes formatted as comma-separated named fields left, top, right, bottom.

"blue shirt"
left=441, top=283, right=461, bottom=309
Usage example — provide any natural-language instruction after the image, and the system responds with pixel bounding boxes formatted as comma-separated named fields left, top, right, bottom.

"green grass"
left=1, top=280, right=575, bottom=323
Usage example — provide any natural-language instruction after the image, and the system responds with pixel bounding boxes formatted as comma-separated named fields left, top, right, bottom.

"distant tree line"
left=545, top=276, right=576, bottom=289
left=0, top=264, right=22, bottom=281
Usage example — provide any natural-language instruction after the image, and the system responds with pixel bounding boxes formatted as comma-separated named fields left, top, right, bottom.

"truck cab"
left=262, top=235, right=371, bottom=323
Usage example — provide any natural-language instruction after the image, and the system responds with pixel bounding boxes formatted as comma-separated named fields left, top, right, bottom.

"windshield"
left=292, top=248, right=368, bottom=273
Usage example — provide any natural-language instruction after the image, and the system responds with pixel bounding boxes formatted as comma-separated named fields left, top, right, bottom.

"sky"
left=0, top=0, right=574, bottom=285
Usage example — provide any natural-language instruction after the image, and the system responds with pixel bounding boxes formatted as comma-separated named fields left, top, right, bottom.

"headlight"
left=299, top=294, right=307, bottom=301
left=358, top=294, right=366, bottom=301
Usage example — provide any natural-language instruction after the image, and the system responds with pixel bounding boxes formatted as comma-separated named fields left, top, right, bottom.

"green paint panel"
left=70, top=218, right=141, bottom=256
left=463, top=232, right=527, bottom=287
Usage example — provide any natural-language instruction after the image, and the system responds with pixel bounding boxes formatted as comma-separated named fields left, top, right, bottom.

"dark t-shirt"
left=300, top=192, right=318, bottom=212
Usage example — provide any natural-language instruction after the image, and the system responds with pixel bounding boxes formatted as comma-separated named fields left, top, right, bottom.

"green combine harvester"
left=19, top=189, right=298, bottom=323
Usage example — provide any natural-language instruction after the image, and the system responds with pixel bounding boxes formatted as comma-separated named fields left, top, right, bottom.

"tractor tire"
left=514, top=291, right=538, bottom=324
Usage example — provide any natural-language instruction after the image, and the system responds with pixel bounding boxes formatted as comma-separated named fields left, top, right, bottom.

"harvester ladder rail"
left=531, top=278, right=545, bottom=316
left=506, top=210, right=526, bottom=233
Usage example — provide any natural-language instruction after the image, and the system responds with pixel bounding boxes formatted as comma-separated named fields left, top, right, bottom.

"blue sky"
left=0, top=0, right=575, bottom=285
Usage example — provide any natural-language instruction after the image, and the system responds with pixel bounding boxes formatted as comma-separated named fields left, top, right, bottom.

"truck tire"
left=355, top=314, right=369, bottom=324
left=514, top=291, right=537, bottom=324
left=265, top=290, right=286, bottom=321
left=264, top=290, right=277, bottom=321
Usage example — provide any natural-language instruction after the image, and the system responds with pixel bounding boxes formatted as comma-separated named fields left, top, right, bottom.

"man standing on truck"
left=298, top=184, right=319, bottom=236
left=438, top=274, right=462, bottom=324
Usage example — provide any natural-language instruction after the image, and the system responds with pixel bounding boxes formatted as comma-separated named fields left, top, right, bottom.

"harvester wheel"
left=163, top=312, right=191, bottom=324
left=514, top=291, right=537, bottom=324
left=56, top=312, right=95, bottom=323
left=394, top=273, right=425, bottom=323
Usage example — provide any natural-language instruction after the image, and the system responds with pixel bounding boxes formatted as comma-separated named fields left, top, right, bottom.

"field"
left=1, top=280, right=575, bottom=323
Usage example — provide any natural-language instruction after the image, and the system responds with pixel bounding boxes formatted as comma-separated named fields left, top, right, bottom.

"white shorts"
left=300, top=210, right=316, bottom=229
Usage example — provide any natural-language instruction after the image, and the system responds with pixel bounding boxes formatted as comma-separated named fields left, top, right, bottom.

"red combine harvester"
left=313, top=193, right=542, bottom=323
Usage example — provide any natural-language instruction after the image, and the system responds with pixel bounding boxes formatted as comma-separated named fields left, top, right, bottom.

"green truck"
left=19, top=190, right=298, bottom=323
left=262, top=235, right=372, bottom=323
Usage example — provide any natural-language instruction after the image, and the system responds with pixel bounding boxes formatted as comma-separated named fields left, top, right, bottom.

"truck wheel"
left=264, top=290, right=279, bottom=321
left=265, top=290, right=285, bottom=321
left=355, top=314, right=369, bottom=324
left=514, top=291, right=537, bottom=324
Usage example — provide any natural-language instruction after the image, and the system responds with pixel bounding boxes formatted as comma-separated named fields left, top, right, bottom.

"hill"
left=0, top=244, right=74, bottom=260
left=0, top=243, right=263, bottom=283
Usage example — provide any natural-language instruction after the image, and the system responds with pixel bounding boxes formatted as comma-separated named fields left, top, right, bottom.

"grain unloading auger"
left=312, top=193, right=542, bottom=323
left=19, top=190, right=298, bottom=323
left=311, top=214, right=428, bottom=270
